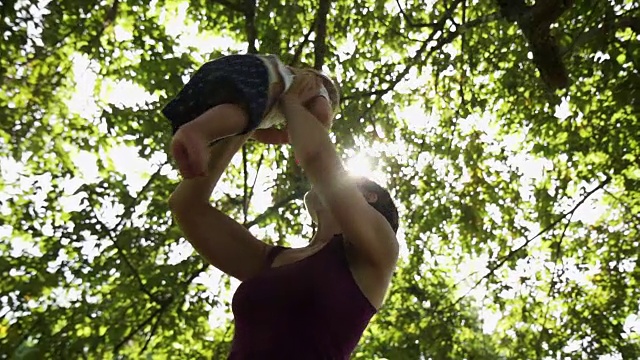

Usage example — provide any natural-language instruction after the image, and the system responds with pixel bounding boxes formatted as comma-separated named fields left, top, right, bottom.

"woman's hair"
left=354, top=177, right=399, bottom=233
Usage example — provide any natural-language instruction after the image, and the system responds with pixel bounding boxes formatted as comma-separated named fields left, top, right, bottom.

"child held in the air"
left=162, top=54, right=340, bottom=178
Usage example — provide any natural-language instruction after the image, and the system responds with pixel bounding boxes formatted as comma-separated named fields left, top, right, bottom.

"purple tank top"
left=228, top=234, right=377, bottom=359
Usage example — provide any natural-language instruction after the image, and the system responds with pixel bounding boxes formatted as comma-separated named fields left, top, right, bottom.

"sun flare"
left=345, top=153, right=373, bottom=178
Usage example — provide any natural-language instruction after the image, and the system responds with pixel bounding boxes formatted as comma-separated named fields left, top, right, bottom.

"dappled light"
left=1, top=0, right=639, bottom=358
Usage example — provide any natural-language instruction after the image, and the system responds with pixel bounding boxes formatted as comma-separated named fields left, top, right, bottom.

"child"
left=162, top=54, right=340, bottom=178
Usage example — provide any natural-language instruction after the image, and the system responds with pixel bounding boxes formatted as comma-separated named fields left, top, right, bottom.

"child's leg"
left=177, top=103, right=248, bottom=142
left=163, top=55, right=271, bottom=135
left=171, top=103, right=248, bottom=178
left=163, top=55, right=277, bottom=177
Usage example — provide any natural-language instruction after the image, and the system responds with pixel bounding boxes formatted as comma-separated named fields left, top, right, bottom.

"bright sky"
left=2, top=0, right=638, bottom=354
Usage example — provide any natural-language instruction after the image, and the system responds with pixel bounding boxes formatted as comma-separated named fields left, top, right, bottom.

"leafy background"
left=1, top=0, right=639, bottom=358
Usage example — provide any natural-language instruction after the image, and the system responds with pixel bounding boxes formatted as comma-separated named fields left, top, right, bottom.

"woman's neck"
left=309, top=213, right=341, bottom=247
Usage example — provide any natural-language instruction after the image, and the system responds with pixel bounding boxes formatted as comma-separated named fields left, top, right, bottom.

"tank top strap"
left=265, top=245, right=287, bottom=268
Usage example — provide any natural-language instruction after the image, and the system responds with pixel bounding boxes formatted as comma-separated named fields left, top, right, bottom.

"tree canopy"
left=1, top=0, right=639, bottom=358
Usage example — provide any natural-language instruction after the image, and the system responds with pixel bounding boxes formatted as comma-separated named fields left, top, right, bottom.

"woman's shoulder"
left=264, top=244, right=289, bottom=268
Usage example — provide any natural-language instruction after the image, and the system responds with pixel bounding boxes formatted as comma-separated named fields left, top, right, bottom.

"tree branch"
left=244, top=0, right=258, bottom=53
left=211, top=276, right=235, bottom=359
left=602, top=188, right=640, bottom=226
left=83, top=163, right=166, bottom=303
left=20, top=0, right=120, bottom=67
left=459, top=11, right=501, bottom=31
left=290, top=19, right=317, bottom=66
left=448, top=0, right=470, bottom=156
left=213, top=321, right=235, bottom=359
left=356, top=0, right=486, bottom=136
left=210, top=0, right=246, bottom=13
left=395, top=0, right=438, bottom=28
left=102, top=0, right=120, bottom=28
left=114, top=301, right=170, bottom=353
left=116, top=262, right=206, bottom=354
left=314, top=0, right=331, bottom=70
left=182, top=263, right=210, bottom=288
left=495, top=0, right=576, bottom=89
left=140, top=308, right=163, bottom=354
left=561, top=15, right=640, bottom=58
left=113, top=163, right=166, bottom=233
left=89, top=203, right=160, bottom=304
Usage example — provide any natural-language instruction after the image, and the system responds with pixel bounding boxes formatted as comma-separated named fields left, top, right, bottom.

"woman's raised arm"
left=168, top=105, right=273, bottom=281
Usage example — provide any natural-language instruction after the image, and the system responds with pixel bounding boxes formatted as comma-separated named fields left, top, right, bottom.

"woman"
left=167, top=66, right=399, bottom=359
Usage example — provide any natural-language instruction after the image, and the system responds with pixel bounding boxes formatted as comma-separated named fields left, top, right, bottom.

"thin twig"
left=19, top=0, right=120, bottom=67
left=140, top=307, right=163, bottom=354
left=244, top=149, right=265, bottom=226
left=113, top=163, right=166, bottom=233
left=447, top=0, right=469, bottom=157
left=449, top=177, right=611, bottom=310
left=561, top=15, right=640, bottom=57
left=356, top=1, right=497, bottom=137
left=89, top=202, right=159, bottom=303
left=117, top=262, right=207, bottom=354
left=241, top=0, right=258, bottom=223
left=213, top=309, right=235, bottom=359
left=114, top=304, right=166, bottom=353
left=603, top=188, right=640, bottom=226
left=535, top=211, right=573, bottom=358
left=242, top=145, right=249, bottom=224
left=182, top=263, right=210, bottom=288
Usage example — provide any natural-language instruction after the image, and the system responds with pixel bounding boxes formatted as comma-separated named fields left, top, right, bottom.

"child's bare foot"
left=171, top=125, right=208, bottom=178
left=171, top=104, right=249, bottom=178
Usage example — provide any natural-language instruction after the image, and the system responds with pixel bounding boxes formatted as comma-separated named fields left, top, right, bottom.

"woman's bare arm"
left=281, top=78, right=398, bottom=271
left=168, top=105, right=272, bottom=281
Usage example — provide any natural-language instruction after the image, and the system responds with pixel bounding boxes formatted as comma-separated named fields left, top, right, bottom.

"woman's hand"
left=282, top=74, right=333, bottom=129
left=251, top=73, right=331, bottom=145
left=283, top=72, right=323, bottom=106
